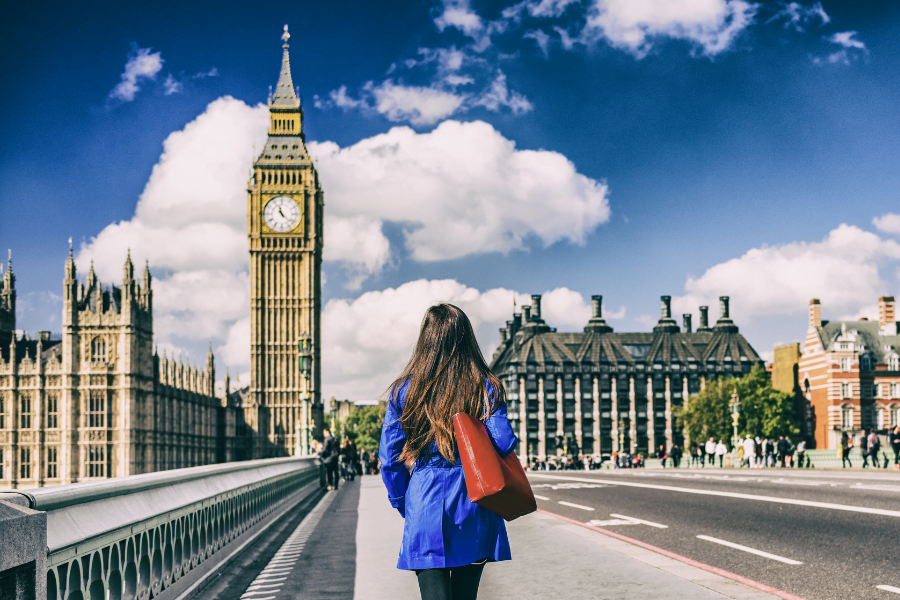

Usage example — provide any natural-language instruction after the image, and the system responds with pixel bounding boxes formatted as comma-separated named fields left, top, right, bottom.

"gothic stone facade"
left=799, top=296, right=900, bottom=450
left=0, top=253, right=245, bottom=489
left=247, top=26, right=324, bottom=458
left=490, top=294, right=765, bottom=460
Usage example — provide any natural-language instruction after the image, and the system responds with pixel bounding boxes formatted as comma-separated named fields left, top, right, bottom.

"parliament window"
left=88, top=445, right=106, bottom=478
left=88, top=391, right=106, bottom=428
left=46, top=394, right=59, bottom=429
left=0, top=449, right=3, bottom=478
left=20, top=395, right=32, bottom=429
left=46, top=447, right=58, bottom=479
left=0, top=394, right=5, bottom=429
left=19, top=447, right=31, bottom=479
left=91, top=337, right=107, bottom=362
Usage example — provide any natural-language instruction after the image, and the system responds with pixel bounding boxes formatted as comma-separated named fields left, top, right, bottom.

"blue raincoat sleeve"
left=485, top=383, right=518, bottom=457
left=379, top=382, right=411, bottom=517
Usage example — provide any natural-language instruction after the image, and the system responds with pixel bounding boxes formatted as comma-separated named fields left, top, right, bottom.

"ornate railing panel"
left=19, top=457, right=317, bottom=600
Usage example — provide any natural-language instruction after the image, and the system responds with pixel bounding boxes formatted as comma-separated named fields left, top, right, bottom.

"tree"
left=343, top=403, right=386, bottom=453
left=675, top=366, right=800, bottom=448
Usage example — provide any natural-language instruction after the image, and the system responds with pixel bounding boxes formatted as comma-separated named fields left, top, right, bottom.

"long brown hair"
left=388, top=303, right=505, bottom=465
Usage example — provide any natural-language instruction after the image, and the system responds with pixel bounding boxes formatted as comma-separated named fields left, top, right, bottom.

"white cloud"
left=672, top=224, right=900, bottom=320
left=814, top=31, right=867, bottom=65
left=874, top=213, right=900, bottom=236
left=829, top=30, right=866, bottom=50
left=109, top=45, right=164, bottom=102
left=527, top=0, right=581, bottom=18
left=370, top=80, right=467, bottom=126
left=163, top=74, right=183, bottom=95
left=766, top=2, right=829, bottom=32
left=474, top=71, right=534, bottom=114
left=322, top=280, right=593, bottom=400
left=578, top=0, right=759, bottom=58
left=309, top=119, right=610, bottom=262
left=524, top=29, right=552, bottom=57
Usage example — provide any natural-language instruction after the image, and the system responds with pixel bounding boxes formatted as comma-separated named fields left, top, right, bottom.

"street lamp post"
left=297, top=333, right=312, bottom=456
left=618, top=416, right=625, bottom=453
left=730, top=392, right=741, bottom=458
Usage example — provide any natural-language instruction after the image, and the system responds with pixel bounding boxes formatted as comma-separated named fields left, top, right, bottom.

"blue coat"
left=379, top=380, right=518, bottom=570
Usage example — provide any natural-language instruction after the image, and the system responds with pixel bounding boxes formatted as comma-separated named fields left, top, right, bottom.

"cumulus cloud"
left=109, top=45, right=164, bottom=102
left=321, top=280, right=594, bottom=400
left=309, top=119, right=610, bottom=262
left=576, top=0, right=759, bottom=58
left=163, top=74, right=183, bottom=95
left=672, top=224, right=900, bottom=321
left=814, top=30, right=867, bottom=65
left=873, top=213, right=900, bottom=236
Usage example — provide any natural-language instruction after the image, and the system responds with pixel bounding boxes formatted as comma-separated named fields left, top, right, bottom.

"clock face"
left=263, top=196, right=301, bottom=232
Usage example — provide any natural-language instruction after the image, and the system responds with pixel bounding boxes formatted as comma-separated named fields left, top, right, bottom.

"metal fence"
left=7, top=457, right=317, bottom=600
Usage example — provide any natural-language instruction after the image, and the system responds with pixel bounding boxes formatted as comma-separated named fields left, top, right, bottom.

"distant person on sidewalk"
left=868, top=431, right=881, bottom=468
left=705, top=438, right=716, bottom=467
left=322, top=428, right=340, bottom=490
left=715, top=440, right=727, bottom=467
left=360, top=448, right=370, bottom=476
left=689, top=443, right=699, bottom=467
left=379, top=303, right=517, bottom=600
left=776, top=435, right=789, bottom=467
left=841, top=432, right=852, bottom=468
left=890, top=426, right=900, bottom=470
left=796, top=440, right=806, bottom=468
left=859, top=431, right=870, bottom=468
left=670, top=444, right=683, bottom=468
left=658, top=444, right=668, bottom=468
left=742, top=435, right=756, bottom=468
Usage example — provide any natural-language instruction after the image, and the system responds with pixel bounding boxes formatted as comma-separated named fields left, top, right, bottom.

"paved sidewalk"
left=354, top=476, right=787, bottom=600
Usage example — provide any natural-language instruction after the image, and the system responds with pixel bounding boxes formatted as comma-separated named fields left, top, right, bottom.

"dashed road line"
left=558, top=500, right=594, bottom=511
left=609, top=513, right=668, bottom=528
left=533, top=494, right=550, bottom=501
left=877, top=585, right=900, bottom=594
left=238, top=489, right=338, bottom=599
left=696, top=535, right=803, bottom=565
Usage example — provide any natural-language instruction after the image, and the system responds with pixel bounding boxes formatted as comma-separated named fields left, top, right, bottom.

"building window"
left=891, top=405, right=900, bottom=428
left=893, top=383, right=900, bottom=399
left=19, top=447, right=31, bottom=479
left=46, top=394, right=59, bottom=429
left=0, top=393, right=5, bottom=429
left=87, top=445, right=106, bottom=478
left=890, top=356, right=900, bottom=371
left=861, top=356, right=871, bottom=371
left=91, top=337, right=107, bottom=362
left=841, top=382, right=850, bottom=398
left=46, top=447, right=58, bottom=479
left=88, top=391, right=106, bottom=428
left=840, top=357, right=849, bottom=371
left=0, top=448, right=3, bottom=479
left=841, top=405, right=853, bottom=429
left=20, top=394, right=32, bottom=429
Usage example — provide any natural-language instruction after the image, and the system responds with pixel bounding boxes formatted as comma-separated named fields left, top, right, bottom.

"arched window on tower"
left=91, top=337, right=107, bottom=362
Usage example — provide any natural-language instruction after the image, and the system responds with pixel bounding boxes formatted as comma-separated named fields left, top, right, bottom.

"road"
left=527, top=468, right=900, bottom=600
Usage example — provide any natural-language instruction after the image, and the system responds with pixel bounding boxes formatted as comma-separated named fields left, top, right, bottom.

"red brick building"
left=799, top=296, right=900, bottom=449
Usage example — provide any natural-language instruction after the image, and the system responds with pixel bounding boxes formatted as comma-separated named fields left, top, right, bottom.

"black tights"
left=415, top=562, right=486, bottom=600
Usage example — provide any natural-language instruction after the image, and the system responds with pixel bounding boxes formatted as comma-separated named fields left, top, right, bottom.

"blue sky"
left=2, top=0, right=899, bottom=399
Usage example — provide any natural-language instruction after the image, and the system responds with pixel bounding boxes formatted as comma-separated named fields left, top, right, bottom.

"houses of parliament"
left=0, top=26, right=323, bottom=488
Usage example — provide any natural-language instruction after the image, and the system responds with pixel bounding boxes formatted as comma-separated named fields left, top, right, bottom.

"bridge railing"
left=0, top=457, right=318, bottom=600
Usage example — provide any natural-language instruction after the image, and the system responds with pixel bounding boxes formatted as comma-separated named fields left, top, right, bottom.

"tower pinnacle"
left=270, top=25, right=300, bottom=109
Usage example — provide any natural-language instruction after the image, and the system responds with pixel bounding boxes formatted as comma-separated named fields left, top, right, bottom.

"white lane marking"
left=588, top=518, right=639, bottom=527
left=247, top=584, right=284, bottom=590
left=241, top=593, right=279, bottom=598
left=529, top=474, right=900, bottom=518
left=251, top=578, right=287, bottom=584
left=534, top=494, right=550, bottom=501
left=609, top=514, right=668, bottom=528
left=876, top=585, right=900, bottom=594
left=696, top=535, right=803, bottom=565
left=558, top=501, right=594, bottom=511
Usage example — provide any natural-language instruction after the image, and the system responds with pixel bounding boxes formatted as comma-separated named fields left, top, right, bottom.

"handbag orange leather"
left=453, top=411, right=537, bottom=521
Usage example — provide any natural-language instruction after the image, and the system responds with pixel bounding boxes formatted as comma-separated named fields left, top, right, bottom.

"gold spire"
left=269, top=24, right=300, bottom=109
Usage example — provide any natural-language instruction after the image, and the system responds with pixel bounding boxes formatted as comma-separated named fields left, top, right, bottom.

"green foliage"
left=674, top=366, right=800, bottom=447
left=342, top=403, right=386, bottom=453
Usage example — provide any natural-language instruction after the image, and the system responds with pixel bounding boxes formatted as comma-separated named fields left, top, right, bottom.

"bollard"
left=0, top=497, right=47, bottom=600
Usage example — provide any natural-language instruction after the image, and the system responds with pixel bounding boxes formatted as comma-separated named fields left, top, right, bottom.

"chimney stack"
left=522, top=306, right=531, bottom=324
left=661, top=296, right=672, bottom=319
left=879, top=296, right=895, bottom=327
left=683, top=314, right=692, bottom=333
left=591, top=295, right=602, bottom=319
left=531, top=295, right=542, bottom=320
left=719, top=296, right=730, bottom=320
left=499, top=328, right=508, bottom=344
left=698, top=306, right=710, bottom=331
left=654, top=295, right=679, bottom=333
left=809, top=298, right=821, bottom=328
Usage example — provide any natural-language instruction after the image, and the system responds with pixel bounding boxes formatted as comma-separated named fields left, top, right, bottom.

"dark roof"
left=813, top=320, right=900, bottom=364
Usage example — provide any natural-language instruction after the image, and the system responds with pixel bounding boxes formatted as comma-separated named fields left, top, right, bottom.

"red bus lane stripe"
left=536, top=509, right=808, bottom=600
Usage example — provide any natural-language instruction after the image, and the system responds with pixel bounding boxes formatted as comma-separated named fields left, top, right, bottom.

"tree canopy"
left=675, top=366, right=800, bottom=448
left=341, top=403, right=386, bottom=453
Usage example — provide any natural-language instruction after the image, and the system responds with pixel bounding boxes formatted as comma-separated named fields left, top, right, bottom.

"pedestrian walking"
left=742, top=435, right=756, bottom=468
left=890, top=426, right=900, bottom=470
left=689, top=443, right=699, bottom=467
left=314, top=440, right=327, bottom=488
left=735, top=442, right=744, bottom=467
left=776, top=435, right=789, bottom=467
left=321, top=428, right=340, bottom=490
left=764, top=438, right=775, bottom=467
left=379, top=303, right=517, bottom=600
left=859, top=431, right=870, bottom=468
left=840, top=431, right=852, bottom=468
left=670, top=444, right=683, bottom=468
left=869, top=430, right=881, bottom=469
left=705, top=438, right=716, bottom=468
left=796, top=440, right=806, bottom=468
left=360, top=448, right=370, bottom=475
left=715, top=440, right=727, bottom=467
left=658, top=444, right=667, bottom=468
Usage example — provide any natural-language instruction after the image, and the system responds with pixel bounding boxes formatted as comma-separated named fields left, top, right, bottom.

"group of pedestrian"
left=840, top=427, right=900, bottom=469
left=529, top=454, right=604, bottom=470
left=612, top=451, right=645, bottom=469
left=314, top=429, right=381, bottom=490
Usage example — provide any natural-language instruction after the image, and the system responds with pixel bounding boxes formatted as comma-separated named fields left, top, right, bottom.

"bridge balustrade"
left=0, top=457, right=317, bottom=600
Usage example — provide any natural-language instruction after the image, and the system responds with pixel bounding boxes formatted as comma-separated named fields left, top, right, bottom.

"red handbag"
left=453, top=412, right=537, bottom=521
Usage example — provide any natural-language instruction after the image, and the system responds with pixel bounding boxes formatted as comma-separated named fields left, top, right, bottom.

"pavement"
left=211, top=474, right=799, bottom=600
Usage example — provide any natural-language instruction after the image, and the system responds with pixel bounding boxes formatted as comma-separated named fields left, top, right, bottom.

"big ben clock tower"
left=247, top=25, right=323, bottom=457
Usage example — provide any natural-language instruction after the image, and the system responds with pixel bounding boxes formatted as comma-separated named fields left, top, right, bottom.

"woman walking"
left=380, top=303, right=517, bottom=600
